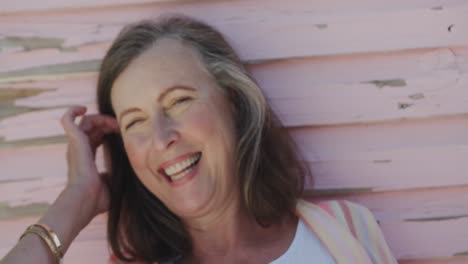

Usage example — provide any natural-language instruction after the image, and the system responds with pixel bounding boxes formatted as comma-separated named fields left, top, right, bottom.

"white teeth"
left=171, top=168, right=191, bottom=181
left=163, top=153, right=201, bottom=180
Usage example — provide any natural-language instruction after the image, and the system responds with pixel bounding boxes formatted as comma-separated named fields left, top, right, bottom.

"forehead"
left=111, top=38, right=212, bottom=110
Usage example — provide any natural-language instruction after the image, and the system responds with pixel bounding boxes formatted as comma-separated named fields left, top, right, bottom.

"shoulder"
left=298, top=199, right=379, bottom=242
left=297, top=199, right=397, bottom=264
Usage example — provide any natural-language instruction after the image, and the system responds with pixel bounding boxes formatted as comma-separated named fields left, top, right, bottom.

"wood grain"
left=1, top=1, right=468, bottom=61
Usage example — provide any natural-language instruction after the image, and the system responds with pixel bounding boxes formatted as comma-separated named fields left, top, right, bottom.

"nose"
left=150, top=114, right=179, bottom=151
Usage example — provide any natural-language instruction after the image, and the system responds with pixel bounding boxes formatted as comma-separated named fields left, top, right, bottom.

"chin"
left=169, top=199, right=209, bottom=219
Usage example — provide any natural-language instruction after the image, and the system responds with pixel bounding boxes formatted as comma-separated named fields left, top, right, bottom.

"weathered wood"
left=1, top=1, right=467, bottom=262
left=0, top=0, right=173, bottom=14
left=1, top=1, right=468, bottom=61
left=2, top=0, right=467, bottom=14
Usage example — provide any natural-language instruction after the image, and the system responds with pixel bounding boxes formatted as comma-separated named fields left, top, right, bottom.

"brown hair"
left=97, top=14, right=310, bottom=263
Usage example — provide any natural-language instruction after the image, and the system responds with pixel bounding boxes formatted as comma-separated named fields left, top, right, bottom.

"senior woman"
left=2, top=15, right=396, bottom=264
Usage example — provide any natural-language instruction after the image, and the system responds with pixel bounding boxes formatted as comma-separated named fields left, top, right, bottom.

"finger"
left=61, top=106, right=87, bottom=137
left=79, top=114, right=120, bottom=134
left=79, top=115, right=119, bottom=153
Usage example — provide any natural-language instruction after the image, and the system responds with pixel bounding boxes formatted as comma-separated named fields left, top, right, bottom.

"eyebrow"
left=118, top=85, right=196, bottom=123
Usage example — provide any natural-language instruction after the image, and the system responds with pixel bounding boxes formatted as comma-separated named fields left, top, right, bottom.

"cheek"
left=123, top=135, right=150, bottom=174
left=181, top=104, right=225, bottom=142
left=182, top=102, right=237, bottom=156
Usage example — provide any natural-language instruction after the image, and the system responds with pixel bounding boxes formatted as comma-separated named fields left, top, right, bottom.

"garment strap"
left=296, top=199, right=373, bottom=264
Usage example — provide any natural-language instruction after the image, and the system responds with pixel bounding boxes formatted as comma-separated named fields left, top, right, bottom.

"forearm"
left=2, top=187, right=94, bottom=263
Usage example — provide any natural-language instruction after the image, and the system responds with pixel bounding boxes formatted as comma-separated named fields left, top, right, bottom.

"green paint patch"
left=0, top=87, right=54, bottom=121
left=0, top=135, right=67, bottom=148
left=454, top=251, right=468, bottom=256
left=364, top=79, right=407, bottom=88
left=0, top=60, right=101, bottom=83
left=405, top=214, right=468, bottom=222
left=0, top=36, right=79, bottom=52
left=304, top=187, right=373, bottom=197
left=0, top=36, right=76, bottom=52
left=0, top=202, right=49, bottom=220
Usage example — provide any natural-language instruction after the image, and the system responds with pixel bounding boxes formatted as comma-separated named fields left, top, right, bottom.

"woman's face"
left=111, top=38, right=238, bottom=219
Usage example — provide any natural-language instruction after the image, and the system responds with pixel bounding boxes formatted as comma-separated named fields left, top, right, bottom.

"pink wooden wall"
left=1, top=1, right=468, bottom=263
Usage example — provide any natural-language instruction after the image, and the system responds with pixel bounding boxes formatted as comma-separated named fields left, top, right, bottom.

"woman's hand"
left=61, top=105, right=120, bottom=220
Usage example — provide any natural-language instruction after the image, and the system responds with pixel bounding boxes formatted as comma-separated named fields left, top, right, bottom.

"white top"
left=270, top=218, right=335, bottom=264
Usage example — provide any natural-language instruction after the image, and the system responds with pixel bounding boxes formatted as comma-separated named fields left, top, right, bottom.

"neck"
left=182, top=199, right=297, bottom=263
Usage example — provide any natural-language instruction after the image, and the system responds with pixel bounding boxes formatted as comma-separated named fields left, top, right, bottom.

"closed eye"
left=172, top=96, right=192, bottom=107
left=125, top=118, right=145, bottom=130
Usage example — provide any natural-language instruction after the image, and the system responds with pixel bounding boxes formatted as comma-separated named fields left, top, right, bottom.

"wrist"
left=36, top=187, right=94, bottom=256
left=62, top=185, right=98, bottom=225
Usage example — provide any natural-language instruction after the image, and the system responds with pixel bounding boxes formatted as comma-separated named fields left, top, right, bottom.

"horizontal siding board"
left=308, top=185, right=468, bottom=226
left=0, top=0, right=173, bottom=14
left=2, top=0, right=468, bottom=15
left=307, top=145, right=468, bottom=191
left=1, top=1, right=468, bottom=61
left=380, top=219, right=468, bottom=259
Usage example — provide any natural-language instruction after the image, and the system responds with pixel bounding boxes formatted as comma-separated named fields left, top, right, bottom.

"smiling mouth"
left=159, top=152, right=202, bottom=183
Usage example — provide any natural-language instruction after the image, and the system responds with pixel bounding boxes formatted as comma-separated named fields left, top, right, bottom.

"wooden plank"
left=379, top=218, right=468, bottom=259
left=2, top=0, right=467, bottom=15
left=1, top=1, right=468, bottom=61
left=0, top=0, right=173, bottom=14
left=307, top=185, right=468, bottom=227
left=291, top=116, right=468, bottom=190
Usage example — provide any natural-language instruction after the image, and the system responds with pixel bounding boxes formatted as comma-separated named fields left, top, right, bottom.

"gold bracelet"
left=19, top=225, right=63, bottom=263
left=32, top=223, right=63, bottom=258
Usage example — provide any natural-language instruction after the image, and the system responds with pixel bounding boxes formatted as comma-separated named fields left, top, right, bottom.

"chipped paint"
left=0, top=59, right=101, bottom=83
left=373, top=159, right=392, bottom=163
left=398, top=102, right=413, bottom=109
left=0, top=202, right=49, bottom=220
left=448, top=24, right=455, bottom=33
left=431, top=6, right=443, bottom=11
left=0, top=177, right=41, bottom=184
left=364, top=79, right=407, bottom=88
left=0, top=36, right=78, bottom=52
left=405, top=214, right=468, bottom=222
left=0, top=135, right=67, bottom=148
left=315, top=24, right=328, bottom=29
left=409, top=93, right=425, bottom=100
left=0, top=87, right=54, bottom=121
